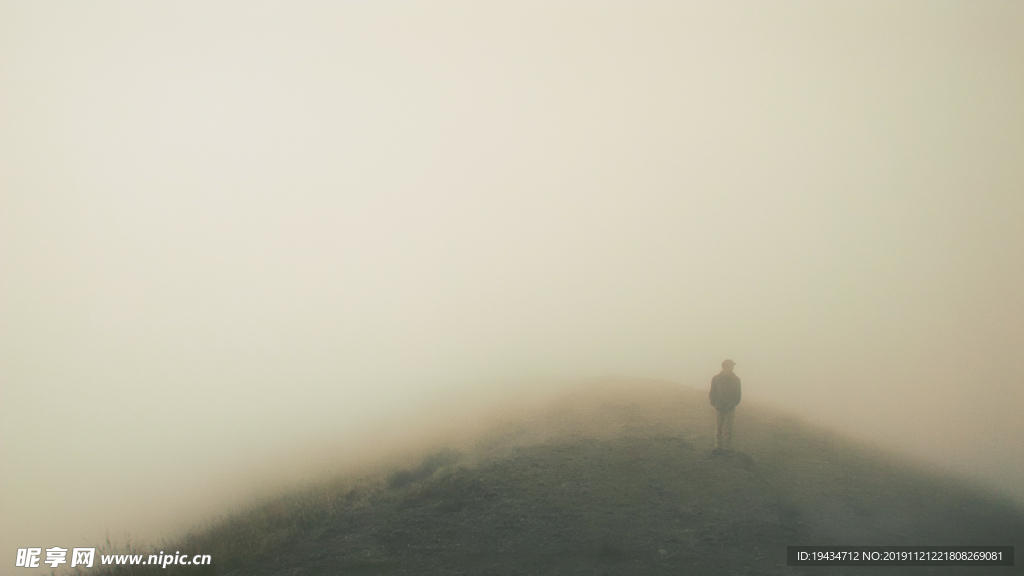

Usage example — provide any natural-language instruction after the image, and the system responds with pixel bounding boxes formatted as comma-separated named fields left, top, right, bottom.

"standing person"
left=709, top=359, right=741, bottom=453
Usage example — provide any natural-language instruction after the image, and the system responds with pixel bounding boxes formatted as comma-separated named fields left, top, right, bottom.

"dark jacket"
left=709, top=372, right=741, bottom=411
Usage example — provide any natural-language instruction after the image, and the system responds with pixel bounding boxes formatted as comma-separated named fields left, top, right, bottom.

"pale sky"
left=2, top=0, right=1022, bottom=561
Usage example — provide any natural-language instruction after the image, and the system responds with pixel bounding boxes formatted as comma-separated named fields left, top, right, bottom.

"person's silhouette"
left=709, top=359, right=741, bottom=453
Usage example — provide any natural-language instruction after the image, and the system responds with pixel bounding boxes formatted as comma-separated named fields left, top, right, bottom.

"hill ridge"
left=97, top=380, right=1024, bottom=576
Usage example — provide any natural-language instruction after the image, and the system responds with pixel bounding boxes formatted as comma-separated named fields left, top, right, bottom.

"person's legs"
left=721, top=409, right=735, bottom=450
left=715, top=409, right=725, bottom=449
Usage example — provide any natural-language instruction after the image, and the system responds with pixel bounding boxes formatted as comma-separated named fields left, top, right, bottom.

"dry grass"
left=77, top=379, right=1024, bottom=575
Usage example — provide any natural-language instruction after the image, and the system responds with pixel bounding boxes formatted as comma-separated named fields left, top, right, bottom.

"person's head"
left=721, top=359, right=736, bottom=374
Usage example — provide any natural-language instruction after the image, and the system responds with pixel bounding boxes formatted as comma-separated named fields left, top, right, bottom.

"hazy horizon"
left=2, top=0, right=1022, bottom=563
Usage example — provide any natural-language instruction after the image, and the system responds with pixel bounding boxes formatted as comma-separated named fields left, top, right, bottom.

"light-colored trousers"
left=715, top=408, right=735, bottom=449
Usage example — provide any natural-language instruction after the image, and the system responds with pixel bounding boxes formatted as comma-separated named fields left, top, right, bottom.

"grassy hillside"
left=85, top=379, right=1022, bottom=575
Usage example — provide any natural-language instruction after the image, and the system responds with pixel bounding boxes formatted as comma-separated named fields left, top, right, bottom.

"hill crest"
left=93, top=380, right=1024, bottom=576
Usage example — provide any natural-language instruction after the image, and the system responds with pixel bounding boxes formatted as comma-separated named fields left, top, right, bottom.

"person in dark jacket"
left=709, top=359, right=741, bottom=452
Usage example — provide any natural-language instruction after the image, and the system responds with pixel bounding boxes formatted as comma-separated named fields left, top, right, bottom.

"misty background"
left=2, top=0, right=1022, bottom=561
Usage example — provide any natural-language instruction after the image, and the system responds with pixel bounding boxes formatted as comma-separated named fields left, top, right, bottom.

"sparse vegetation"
left=81, top=380, right=1024, bottom=575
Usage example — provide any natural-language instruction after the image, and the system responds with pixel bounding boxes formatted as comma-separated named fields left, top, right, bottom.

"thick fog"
left=2, top=0, right=1022, bottom=561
